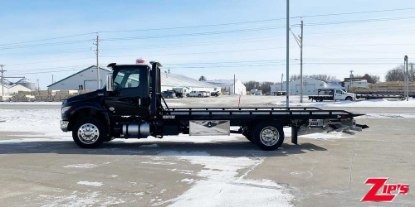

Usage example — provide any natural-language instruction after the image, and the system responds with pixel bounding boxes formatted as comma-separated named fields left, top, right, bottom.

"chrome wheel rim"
left=260, top=126, right=279, bottom=146
left=77, top=123, right=100, bottom=144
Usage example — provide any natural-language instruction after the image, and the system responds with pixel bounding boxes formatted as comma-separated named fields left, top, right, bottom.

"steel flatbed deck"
left=164, top=107, right=362, bottom=120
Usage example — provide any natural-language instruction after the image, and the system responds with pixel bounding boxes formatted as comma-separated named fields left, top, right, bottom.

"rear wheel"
left=253, top=122, right=284, bottom=151
left=72, top=118, right=106, bottom=148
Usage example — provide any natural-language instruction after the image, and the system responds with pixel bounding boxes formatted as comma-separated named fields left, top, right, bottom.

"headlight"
left=61, top=106, right=72, bottom=114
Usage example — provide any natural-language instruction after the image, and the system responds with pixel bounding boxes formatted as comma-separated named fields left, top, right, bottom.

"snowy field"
left=1, top=97, right=415, bottom=206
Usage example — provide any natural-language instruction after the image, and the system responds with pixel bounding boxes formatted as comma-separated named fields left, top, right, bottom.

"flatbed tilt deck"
left=60, top=61, right=368, bottom=151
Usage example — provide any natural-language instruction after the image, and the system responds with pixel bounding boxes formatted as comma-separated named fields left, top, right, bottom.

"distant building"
left=271, top=78, right=344, bottom=96
left=47, top=66, right=112, bottom=90
left=15, top=78, right=36, bottom=90
left=1, top=78, right=33, bottom=96
left=206, top=79, right=247, bottom=95
left=160, top=72, right=220, bottom=93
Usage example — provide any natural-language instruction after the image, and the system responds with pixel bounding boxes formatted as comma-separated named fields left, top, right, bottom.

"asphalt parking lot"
left=0, top=99, right=414, bottom=206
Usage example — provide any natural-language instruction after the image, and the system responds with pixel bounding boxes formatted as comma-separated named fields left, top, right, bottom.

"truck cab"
left=333, top=89, right=356, bottom=101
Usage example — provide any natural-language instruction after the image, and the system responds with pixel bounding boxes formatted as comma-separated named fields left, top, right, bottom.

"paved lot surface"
left=0, top=99, right=414, bottom=206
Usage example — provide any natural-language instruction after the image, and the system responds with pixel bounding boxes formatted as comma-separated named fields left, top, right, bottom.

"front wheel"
left=253, top=122, right=284, bottom=151
left=345, top=96, right=353, bottom=101
left=72, top=118, right=106, bottom=148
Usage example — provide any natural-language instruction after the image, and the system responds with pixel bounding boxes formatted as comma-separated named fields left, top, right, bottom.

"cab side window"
left=114, top=69, right=140, bottom=90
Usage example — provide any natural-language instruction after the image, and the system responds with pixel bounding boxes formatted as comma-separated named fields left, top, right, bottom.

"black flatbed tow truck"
left=60, top=61, right=368, bottom=151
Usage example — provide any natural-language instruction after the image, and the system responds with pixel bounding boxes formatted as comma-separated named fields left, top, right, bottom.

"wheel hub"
left=260, top=127, right=279, bottom=146
left=78, top=123, right=100, bottom=144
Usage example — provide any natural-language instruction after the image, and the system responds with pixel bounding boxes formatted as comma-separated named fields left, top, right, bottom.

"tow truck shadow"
left=0, top=139, right=327, bottom=157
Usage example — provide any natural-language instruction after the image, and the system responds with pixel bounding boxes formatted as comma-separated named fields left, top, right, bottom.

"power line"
left=298, top=7, right=415, bottom=19
left=1, top=7, right=415, bottom=49
left=0, top=39, right=93, bottom=50
left=303, top=15, right=415, bottom=27
left=0, top=32, right=96, bottom=47
left=98, top=7, right=415, bottom=33
left=102, top=26, right=285, bottom=42
left=102, top=46, right=284, bottom=58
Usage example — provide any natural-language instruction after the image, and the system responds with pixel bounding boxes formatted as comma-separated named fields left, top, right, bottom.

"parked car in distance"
left=200, top=91, right=211, bottom=97
left=188, top=91, right=209, bottom=97
left=162, top=91, right=176, bottom=98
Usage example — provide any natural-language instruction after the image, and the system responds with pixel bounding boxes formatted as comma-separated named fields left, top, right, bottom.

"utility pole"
left=281, top=73, right=284, bottom=92
left=94, top=35, right=101, bottom=89
left=349, top=70, right=354, bottom=91
left=52, top=74, right=54, bottom=84
left=37, top=79, right=40, bottom=96
left=233, top=74, right=236, bottom=95
left=290, top=20, right=304, bottom=102
left=300, top=20, right=304, bottom=103
left=404, top=55, right=409, bottom=101
left=286, top=0, right=290, bottom=108
left=0, top=65, right=5, bottom=97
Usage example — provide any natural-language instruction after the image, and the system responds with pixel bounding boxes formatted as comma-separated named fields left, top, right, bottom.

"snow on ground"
left=274, top=96, right=415, bottom=108
left=0, top=102, right=61, bottom=106
left=76, top=181, right=103, bottom=187
left=38, top=191, right=125, bottom=207
left=63, top=164, right=98, bottom=169
left=0, top=108, right=70, bottom=139
left=2, top=101, right=412, bottom=206
left=154, top=151, right=293, bottom=207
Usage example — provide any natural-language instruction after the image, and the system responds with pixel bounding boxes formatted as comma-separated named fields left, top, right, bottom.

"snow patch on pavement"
left=275, top=97, right=415, bottom=108
left=157, top=151, right=293, bottom=207
left=357, top=113, right=415, bottom=119
left=180, top=178, right=195, bottom=184
left=39, top=191, right=124, bottom=207
left=77, top=181, right=103, bottom=187
left=64, top=163, right=98, bottom=169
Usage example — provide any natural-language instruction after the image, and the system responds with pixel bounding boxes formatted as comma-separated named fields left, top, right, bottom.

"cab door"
left=105, top=66, right=149, bottom=117
left=334, top=89, right=344, bottom=100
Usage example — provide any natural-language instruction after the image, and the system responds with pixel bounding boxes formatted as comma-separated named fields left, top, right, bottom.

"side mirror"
left=106, top=74, right=113, bottom=91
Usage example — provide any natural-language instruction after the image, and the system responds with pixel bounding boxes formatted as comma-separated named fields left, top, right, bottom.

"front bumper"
left=60, top=120, right=69, bottom=132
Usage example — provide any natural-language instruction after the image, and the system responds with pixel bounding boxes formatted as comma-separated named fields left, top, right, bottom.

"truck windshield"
left=114, top=68, right=140, bottom=90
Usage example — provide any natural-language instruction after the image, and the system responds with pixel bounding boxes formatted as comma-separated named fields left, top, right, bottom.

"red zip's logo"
left=362, top=178, right=409, bottom=202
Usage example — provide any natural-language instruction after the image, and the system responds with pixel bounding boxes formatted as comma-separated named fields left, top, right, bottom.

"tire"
left=345, top=96, right=353, bottom=101
left=72, top=118, right=106, bottom=148
left=253, top=122, right=284, bottom=151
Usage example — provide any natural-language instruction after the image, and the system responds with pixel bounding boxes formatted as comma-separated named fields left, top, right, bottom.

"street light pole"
left=300, top=20, right=304, bottom=103
left=285, top=0, right=290, bottom=108
left=404, top=55, right=409, bottom=101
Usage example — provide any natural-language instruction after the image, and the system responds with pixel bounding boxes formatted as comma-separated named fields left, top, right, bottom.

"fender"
left=67, top=102, right=110, bottom=132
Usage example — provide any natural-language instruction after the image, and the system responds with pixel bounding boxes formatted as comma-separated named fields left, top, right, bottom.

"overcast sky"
left=1, top=0, right=415, bottom=88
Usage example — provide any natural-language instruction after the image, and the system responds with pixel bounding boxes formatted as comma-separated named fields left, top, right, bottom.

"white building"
left=47, top=66, right=112, bottom=90
left=1, top=78, right=33, bottom=96
left=206, top=79, right=247, bottom=95
left=271, top=78, right=344, bottom=96
left=160, top=72, right=220, bottom=93
left=2, top=84, right=32, bottom=96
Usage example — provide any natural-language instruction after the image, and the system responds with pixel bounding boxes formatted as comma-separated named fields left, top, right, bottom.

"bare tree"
left=385, top=64, right=415, bottom=82
left=357, top=74, right=380, bottom=84
left=244, top=81, right=275, bottom=94
left=290, top=74, right=336, bottom=82
left=386, top=65, right=404, bottom=82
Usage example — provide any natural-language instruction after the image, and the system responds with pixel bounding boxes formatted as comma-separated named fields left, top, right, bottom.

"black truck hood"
left=64, top=89, right=105, bottom=105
